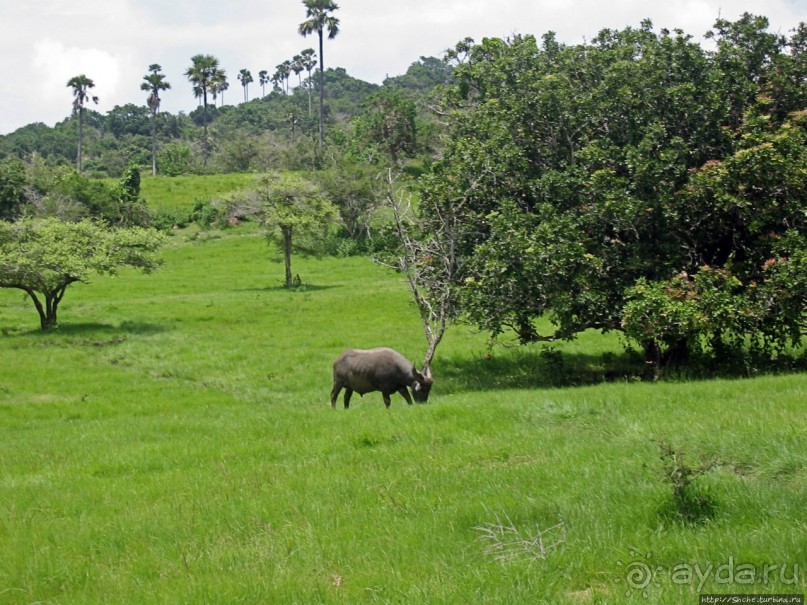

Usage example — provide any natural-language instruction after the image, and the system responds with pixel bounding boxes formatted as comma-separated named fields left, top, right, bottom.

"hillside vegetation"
left=0, top=225, right=804, bottom=604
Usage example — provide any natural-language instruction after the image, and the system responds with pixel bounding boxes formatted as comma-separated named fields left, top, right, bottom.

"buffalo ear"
left=424, top=364, right=433, bottom=380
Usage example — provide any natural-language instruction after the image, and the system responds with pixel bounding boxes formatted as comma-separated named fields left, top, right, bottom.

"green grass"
left=137, top=173, right=260, bottom=212
left=1, top=224, right=805, bottom=604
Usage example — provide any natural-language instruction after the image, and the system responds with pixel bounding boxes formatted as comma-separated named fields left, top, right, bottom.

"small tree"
left=377, top=171, right=462, bottom=371
left=0, top=218, right=164, bottom=330
left=115, top=164, right=150, bottom=227
left=255, top=173, right=338, bottom=288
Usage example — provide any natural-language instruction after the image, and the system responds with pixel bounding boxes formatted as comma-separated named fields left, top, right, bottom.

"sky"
left=1, top=0, right=806, bottom=135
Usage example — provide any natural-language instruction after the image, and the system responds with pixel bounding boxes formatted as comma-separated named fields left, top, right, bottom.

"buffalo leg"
left=344, top=388, right=353, bottom=409
left=397, top=386, right=413, bottom=405
left=382, top=393, right=392, bottom=408
left=330, top=384, right=342, bottom=408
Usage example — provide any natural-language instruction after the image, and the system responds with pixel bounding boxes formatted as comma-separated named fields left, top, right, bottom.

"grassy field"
left=0, top=223, right=804, bottom=604
left=138, top=173, right=260, bottom=211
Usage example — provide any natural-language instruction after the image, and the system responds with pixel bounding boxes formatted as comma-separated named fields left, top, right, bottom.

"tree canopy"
left=254, top=172, right=338, bottom=287
left=0, top=218, right=164, bottom=330
left=418, top=17, right=807, bottom=374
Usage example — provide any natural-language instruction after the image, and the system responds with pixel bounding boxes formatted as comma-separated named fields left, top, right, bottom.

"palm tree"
left=292, top=54, right=304, bottom=91
left=258, top=70, right=269, bottom=97
left=282, top=60, right=293, bottom=95
left=298, top=0, right=340, bottom=146
left=275, top=62, right=292, bottom=95
left=67, top=74, right=99, bottom=171
left=185, top=54, right=220, bottom=166
left=300, top=48, right=317, bottom=117
left=238, top=68, right=253, bottom=102
left=211, top=71, right=229, bottom=106
left=270, top=72, right=283, bottom=93
left=140, top=64, right=171, bottom=176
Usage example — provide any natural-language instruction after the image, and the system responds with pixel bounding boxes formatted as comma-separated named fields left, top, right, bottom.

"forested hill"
left=0, top=57, right=452, bottom=177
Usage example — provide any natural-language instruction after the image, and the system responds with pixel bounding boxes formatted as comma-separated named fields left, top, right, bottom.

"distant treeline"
left=0, top=58, right=452, bottom=177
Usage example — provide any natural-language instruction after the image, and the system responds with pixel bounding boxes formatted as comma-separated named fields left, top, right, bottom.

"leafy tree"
left=0, top=157, right=27, bottom=220
left=141, top=64, right=171, bottom=176
left=298, top=0, right=340, bottom=146
left=114, top=164, right=150, bottom=227
left=383, top=56, right=454, bottom=93
left=419, top=19, right=807, bottom=374
left=67, top=74, right=99, bottom=172
left=621, top=109, right=807, bottom=373
left=185, top=54, right=221, bottom=166
left=313, top=164, right=381, bottom=241
left=254, top=172, right=338, bottom=287
left=238, top=68, right=253, bottom=102
left=0, top=218, right=164, bottom=330
left=355, top=88, right=417, bottom=164
left=158, top=143, right=195, bottom=176
left=105, top=104, right=152, bottom=139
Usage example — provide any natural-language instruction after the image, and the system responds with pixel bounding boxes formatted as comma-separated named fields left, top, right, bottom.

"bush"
left=190, top=198, right=226, bottom=228
left=151, top=206, right=193, bottom=230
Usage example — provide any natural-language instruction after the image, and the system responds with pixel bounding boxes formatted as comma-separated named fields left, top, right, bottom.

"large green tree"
left=140, top=64, right=171, bottom=176
left=0, top=218, right=164, bottom=330
left=66, top=74, right=99, bottom=172
left=418, top=17, right=807, bottom=375
left=298, top=0, right=340, bottom=146
left=185, top=54, right=221, bottom=166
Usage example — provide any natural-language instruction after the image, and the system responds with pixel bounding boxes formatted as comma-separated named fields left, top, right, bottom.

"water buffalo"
left=331, top=347, right=433, bottom=408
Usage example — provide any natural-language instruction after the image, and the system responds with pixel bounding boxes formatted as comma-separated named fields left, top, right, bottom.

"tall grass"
left=1, top=224, right=804, bottom=604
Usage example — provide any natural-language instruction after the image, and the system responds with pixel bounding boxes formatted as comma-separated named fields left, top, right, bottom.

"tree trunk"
left=318, top=30, right=325, bottom=147
left=77, top=108, right=84, bottom=172
left=283, top=226, right=293, bottom=288
left=202, top=91, right=209, bottom=167
left=151, top=111, right=158, bottom=176
left=643, top=340, right=662, bottom=381
left=307, top=69, right=313, bottom=117
left=26, top=290, right=58, bottom=330
left=664, top=338, right=690, bottom=367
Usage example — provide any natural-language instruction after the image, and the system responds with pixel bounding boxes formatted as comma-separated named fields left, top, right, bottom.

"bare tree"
left=377, top=171, right=462, bottom=372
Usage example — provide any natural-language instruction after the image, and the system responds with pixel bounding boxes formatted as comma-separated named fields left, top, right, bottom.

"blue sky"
left=1, top=0, right=805, bottom=135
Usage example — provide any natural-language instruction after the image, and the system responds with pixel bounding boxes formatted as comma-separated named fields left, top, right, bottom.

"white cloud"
left=33, top=39, right=123, bottom=116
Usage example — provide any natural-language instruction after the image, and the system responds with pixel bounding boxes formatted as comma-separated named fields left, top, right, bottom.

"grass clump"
left=657, top=441, right=718, bottom=525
